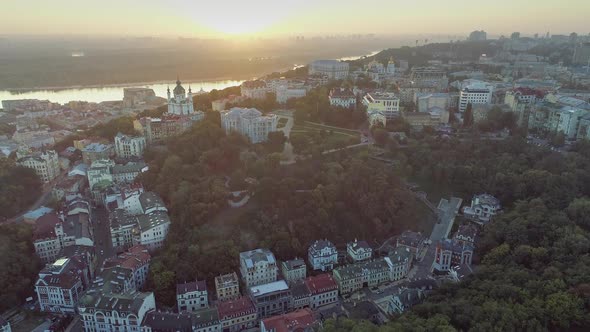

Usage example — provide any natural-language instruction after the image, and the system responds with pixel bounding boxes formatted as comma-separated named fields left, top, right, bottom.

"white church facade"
left=167, top=78, right=195, bottom=115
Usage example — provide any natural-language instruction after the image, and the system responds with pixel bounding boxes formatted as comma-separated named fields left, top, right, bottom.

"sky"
left=3, top=0, right=589, bottom=38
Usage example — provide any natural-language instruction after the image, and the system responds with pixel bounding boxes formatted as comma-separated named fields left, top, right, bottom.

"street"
left=92, top=207, right=115, bottom=266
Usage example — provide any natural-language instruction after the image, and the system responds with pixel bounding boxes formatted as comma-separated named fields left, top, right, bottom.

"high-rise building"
left=459, top=82, right=493, bottom=112
left=309, top=60, right=349, bottom=80
left=573, top=42, right=590, bottom=65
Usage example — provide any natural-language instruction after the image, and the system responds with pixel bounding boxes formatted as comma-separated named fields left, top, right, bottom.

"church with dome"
left=167, top=78, right=195, bottom=115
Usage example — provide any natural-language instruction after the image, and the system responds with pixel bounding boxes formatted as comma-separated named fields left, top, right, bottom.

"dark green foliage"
left=141, top=120, right=423, bottom=305
left=0, top=158, right=42, bottom=219
left=86, top=116, right=136, bottom=140
left=463, top=103, right=474, bottom=127
left=0, top=223, right=41, bottom=311
left=326, top=136, right=590, bottom=331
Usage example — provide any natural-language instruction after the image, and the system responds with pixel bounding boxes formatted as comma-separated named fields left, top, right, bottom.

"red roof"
left=261, top=308, right=315, bottom=332
left=217, top=296, right=256, bottom=319
left=304, top=273, right=338, bottom=295
left=103, top=245, right=150, bottom=272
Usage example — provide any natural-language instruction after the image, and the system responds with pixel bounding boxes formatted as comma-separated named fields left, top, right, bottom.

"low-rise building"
left=215, top=272, right=240, bottom=301
left=17, top=149, right=60, bottom=183
left=0, top=317, right=11, bottom=332
left=33, top=213, right=65, bottom=264
left=35, top=256, right=91, bottom=313
left=384, top=247, right=412, bottom=281
left=454, top=224, right=478, bottom=246
left=462, top=193, right=501, bottom=224
left=78, top=291, right=156, bottom=332
left=241, top=80, right=268, bottom=100
left=433, top=238, right=474, bottom=272
left=133, top=113, right=204, bottom=143
left=281, top=258, right=307, bottom=284
left=249, top=280, right=292, bottom=319
left=290, top=280, right=311, bottom=309
left=333, top=259, right=391, bottom=295
left=103, top=245, right=151, bottom=290
left=87, top=159, right=114, bottom=190
left=220, top=108, right=278, bottom=144
left=114, top=133, right=146, bottom=159
left=308, top=239, right=338, bottom=271
left=260, top=308, right=316, bottom=332
left=276, top=86, right=307, bottom=104
left=363, top=91, right=400, bottom=120
left=329, top=88, right=356, bottom=109
left=81, top=143, right=114, bottom=164
left=216, top=296, right=257, bottom=332
left=177, top=280, right=209, bottom=312
left=347, top=239, right=373, bottom=262
left=112, top=161, right=147, bottom=184
left=136, top=211, right=170, bottom=252
left=415, top=93, right=451, bottom=112
left=309, top=60, right=349, bottom=80
left=396, top=231, right=426, bottom=260
left=305, top=273, right=339, bottom=309
left=239, top=248, right=278, bottom=288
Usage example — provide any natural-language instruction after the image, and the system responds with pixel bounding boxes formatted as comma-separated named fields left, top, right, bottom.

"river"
left=0, top=51, right=381, bottom=105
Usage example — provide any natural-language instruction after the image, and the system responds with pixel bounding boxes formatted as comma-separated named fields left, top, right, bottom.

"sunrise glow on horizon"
left=3, top=0, right=590, bottom=38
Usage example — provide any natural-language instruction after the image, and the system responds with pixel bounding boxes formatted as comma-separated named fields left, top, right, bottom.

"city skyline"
left=3, top=0, right=590, bottom=38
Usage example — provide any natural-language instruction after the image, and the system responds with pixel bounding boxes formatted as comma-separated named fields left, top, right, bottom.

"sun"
left=182, top=1, right=304, bottom=37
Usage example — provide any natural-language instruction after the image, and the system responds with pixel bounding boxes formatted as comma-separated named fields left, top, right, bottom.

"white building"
left=220, top=108, right=278, bottom=144
left=329, top=88, right=356, bottom=109
left=167, top=79, right=195, bottom=115
left=78, top=291, right=156, bottom=332
left=241, top=80, right=268, bottom=100
left=177, top=280, right=209, bottom=312
left=17, top=149, right=60, bottom=183
left=276, top=86, right=307, bottom=104
left=308, top=239, right=338, bottom=271
left=87, top=159, right=114, bottom=190
left=459, top=82, right=493, bottom=112
left=114, top=133, right=146, bottom=159
left=384, top=247, right=412, bottom=281
left=239, top=248, right=278, bottom=288
left=346, top=239, right=372, bottom=262
left=136, top=211, right=170, bottom=252
left=112, top=162, right=148, bottom=184
left=281, top=259, right=307, bottom=284
left=103, top=245, right=151, bottom=290
left=0, top=317, right=10, bottom=332
left=309, top=60, right=349, bottom=80
left=462, top=193, right=501, bottom=224
left=415, top=93, right=450, bottom=112
left=363, top=92, right=401, bottom=120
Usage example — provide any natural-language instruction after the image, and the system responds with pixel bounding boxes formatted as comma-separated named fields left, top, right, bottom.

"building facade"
left=363, top=92, right=401, bottom=120
left=167, top=79, right=195, bottom=115
left=249, top=280, right=292, bottom=319
left=309, top=60, right=349, bottom=80
left=433, top=239, right=474, bottom=272
left=347, top=239, right=372, bottom=262
left=17, top=149, right=60, bottom=183
left=35, top=257, right=89, bottom=313
left=239, top=248, right=278, bottom=288
left=177, top=280, right=209, bottom=312
left=281, top=259, right=307, bottom=284
left=220, top=107, right=278, bottom=144
left=332, top=259, right=391, bottom=295
left=78, top=291, right=156, bottom=332
left=459, top=82, right=493, bottom=112
left=215, top=272, right=240, bottom=301
left=241, top=80, right=268, bottom=100
left=114, top=133, right=146, bottom=159
left=304, top=274, right=339, bottom=309
left=329, top=88, right=356, bottom=109
left=308, top=239, right=338, bottom=271
left=216, top=296, right=257, bottom=332
left=462, top=193, right=501, bottom=224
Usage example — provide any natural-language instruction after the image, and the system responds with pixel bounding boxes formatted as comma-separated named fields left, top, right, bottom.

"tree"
left=0, top=158, right=42, bottom=219
left=265, top=131, right=287, bottom=153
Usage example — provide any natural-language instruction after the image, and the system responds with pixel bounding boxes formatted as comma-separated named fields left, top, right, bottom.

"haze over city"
left=3, top=0, right=590, bottom=37
left=2, top=1, right=590, bottom=332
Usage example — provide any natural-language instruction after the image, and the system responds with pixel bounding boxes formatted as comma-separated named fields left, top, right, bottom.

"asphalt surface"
left=92, top=207, right=115, bottom=266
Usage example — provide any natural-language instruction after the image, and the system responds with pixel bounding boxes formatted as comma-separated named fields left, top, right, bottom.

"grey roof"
left=397, top=231, right=425, bottom=249
left=192, top=308, right=220, bottom=328
left=334, top=258, right=389, bottom=281
left=282, top=258, right=306, bottom=271
left=240, top=248, right=276, bottom=269
left=438, top=238, right=474, bottom=253
left=309, top=239, right=336, bottom=253
left=290, top=280, right=311, bottom=299
left=176, top=280, right=207, bottom=295
left=474, top=193, right=500, bottom=207
left=173, top=80, right=186, bottom=95
left=396, top=288, right=424, bottom=308
left=455, top=224, right=478, bottom=241
left=79, top=291, right=153, bottom=314
left=387, top=247, right=412, bottom=264
left=113, top=162, right=147, bottom=174
left=348, top=240, right=371, bottom=252
left=139, top=192, right=166, bottom=212
left=142, top=311, right=193, bottom=332
left=137, top=211, right=170, bottom=232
